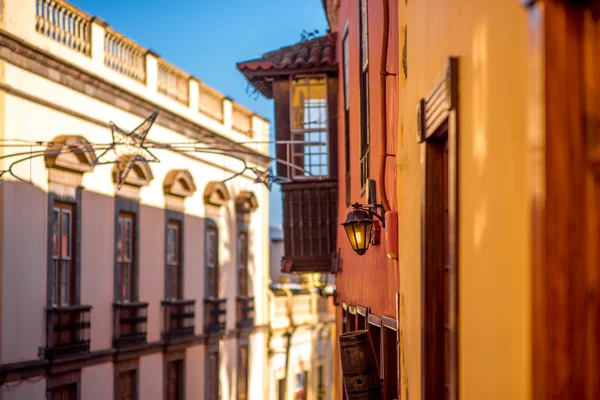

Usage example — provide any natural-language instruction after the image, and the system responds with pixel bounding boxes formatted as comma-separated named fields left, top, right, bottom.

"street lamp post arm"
left=350, top=202, right=386, bottom=225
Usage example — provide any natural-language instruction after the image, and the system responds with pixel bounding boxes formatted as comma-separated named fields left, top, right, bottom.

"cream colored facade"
left=267, top=228, right=335, bottom=400
left=0, top=0, right=273, bottom=399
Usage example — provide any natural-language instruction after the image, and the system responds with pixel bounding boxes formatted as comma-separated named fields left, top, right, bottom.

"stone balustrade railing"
left=28, top=0, right=262, bottom=138
left=104, top=27, right=146, bottom=83
left=198, top=82, right=225, bottom=123
left=157, top=60, right=190, bottom=105
left=231, top=103, right=254, bottom=137
left=35, top=0, right=92, bottom=56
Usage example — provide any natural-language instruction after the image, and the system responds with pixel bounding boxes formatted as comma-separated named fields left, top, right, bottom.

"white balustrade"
left=35, top=0, right=91, bottom=56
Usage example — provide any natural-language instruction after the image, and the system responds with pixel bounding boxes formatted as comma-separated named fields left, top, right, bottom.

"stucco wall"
left=139, top=204, right=165, bottom=343
left=139, top=353, right=163, bottom=400
left=396, top=1, right=531, bottom=399
left=1, top=182, right=46, bottom=364
left=185, top=344, right=205, bottom=399
left=335, top=0, right=400, bottom=319
left=81, top=363, right=114, bottom=400
left=1, top=378, right=45, bottom=400
left=184, top=215, right=205, bottom=334
left=81, top=190, right=114, bottom=351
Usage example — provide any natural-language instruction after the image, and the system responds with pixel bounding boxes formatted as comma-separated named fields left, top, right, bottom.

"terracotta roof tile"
left=237, top=33, right=337, bottom=98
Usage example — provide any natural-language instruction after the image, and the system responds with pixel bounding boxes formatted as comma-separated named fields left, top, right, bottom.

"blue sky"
left=69, top=0, right=329, bottom=227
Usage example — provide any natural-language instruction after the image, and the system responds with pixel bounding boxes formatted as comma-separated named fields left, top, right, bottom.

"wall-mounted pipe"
left=379, top=0, right=392, bottom=213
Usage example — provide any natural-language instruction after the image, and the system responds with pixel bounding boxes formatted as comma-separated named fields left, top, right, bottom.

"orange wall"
left=336, top=0, right=399, bottom=320
left=335, top=2, right=399, bottom=397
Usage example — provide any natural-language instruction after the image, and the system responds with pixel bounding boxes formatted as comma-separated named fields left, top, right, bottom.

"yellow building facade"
left=395, top=1, right=531, bottom=399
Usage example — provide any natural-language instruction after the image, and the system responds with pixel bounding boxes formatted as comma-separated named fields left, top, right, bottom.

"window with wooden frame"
left=342, top=25, right=351, bottom=205
left=367, top=315, right=382, bottom=371
left=382, top=317, right=399, bottom=400
left=237, top=230, right=249, bottom=296
left=357, top=305, right=368, bottom=330
left=237, top=345, right=249, bottom=400
left=418, top=58, right=458, bottom=400
left=290, top=75, right=329, bottom=178
left=347, top=306, right=357, bottom=332
left=48, top=384, right=77, bottom=400
left=205, top=221, right=219, bottom=299
left=115, top=361, right=138, bottom=400
left=358, top=0, right=370, bottom=192
left=206, top=351, right=220, bottom=400
left=116, top=212, right=136, bottom=302
left=166, top=220, right=182, bottom=300
left=294, top=371, right=308, bottom=400
left=51, top=202, right=76, bottom=307
left=166, top=359, right=184, bottom=400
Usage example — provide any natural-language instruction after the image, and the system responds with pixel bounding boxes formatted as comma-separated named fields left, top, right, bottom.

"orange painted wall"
left=335, top=0, right=399, bottom=322
left=334, top=2, right=399, bottom=398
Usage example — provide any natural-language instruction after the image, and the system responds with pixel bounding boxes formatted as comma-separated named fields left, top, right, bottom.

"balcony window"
left=205, top=221, right=219, bottom=299
left=116, top=212, right=135, bottom=303
left=359, top=0, right=370, bottom=191
left=51, top=202, right=75, bottom=307
left=166, top=220, right=182, bottom=300
left=290, top=75, right=329, bottom=179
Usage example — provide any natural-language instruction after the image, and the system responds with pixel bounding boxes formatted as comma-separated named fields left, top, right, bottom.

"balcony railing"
left=104, top=27, right=146, bottom=83
left=236, top=296, right=254, bottom=329
left=44, top=305, right=91, bottom=359
left=204, top=298, right=226, bottom=334
left=113, top=302, right=148, bottom=348
left=26, top=1, right=267, bottom=140
left=231, top=103, right=253, bottom=136
left=198, top=82, right=225, bottom=122
left=35, top=0, right=92, bottom=56
left=157, top=60, right=189, bottom=105
left=162, top=299, right=195, bottom=341
left=281, top=180, right=338, bottom=273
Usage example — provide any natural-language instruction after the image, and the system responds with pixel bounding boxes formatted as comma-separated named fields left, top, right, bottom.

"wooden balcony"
left=44, top=305, right=91, bottom=359
left=281, top=180, right=338, bottom=273
left=204, top=298, right=226, bottom=335
left=236, top=296, right=254, bottom=330
left=112, top=302, right=148, bottom=348
left=162, top=299, right=195, bottom=341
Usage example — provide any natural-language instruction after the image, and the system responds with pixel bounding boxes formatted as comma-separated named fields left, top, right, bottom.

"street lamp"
left=341, top=202, right=386, bottom=256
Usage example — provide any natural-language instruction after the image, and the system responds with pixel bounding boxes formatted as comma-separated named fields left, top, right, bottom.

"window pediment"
left=112, top=156, right=153, bottom=187
left=204, top=181, right=231, bottom=207
left=45, top=135, right=96, bottom=174
left=235, top=191, right=259, bottom=213
left=164, top=169, right=197, bottom=198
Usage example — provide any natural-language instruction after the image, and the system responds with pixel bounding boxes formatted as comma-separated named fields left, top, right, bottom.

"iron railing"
left=236, top=296, right=254, bottom=329
left=113, top=302, right=148, bottom=348
left=45, top=305, right=91, bottom=359
left=162, top=299, right=195, bottom=341
left=204, top=298, right=226, bottom=334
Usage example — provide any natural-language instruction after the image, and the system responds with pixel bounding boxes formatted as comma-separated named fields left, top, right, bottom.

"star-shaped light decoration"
left=93, top=110, right=160, bottom=189
left=251, top=166, right=289, bottom=190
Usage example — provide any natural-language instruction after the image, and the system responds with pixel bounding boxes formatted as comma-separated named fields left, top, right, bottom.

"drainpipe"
left=379, top=0, right=393, bottom=212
